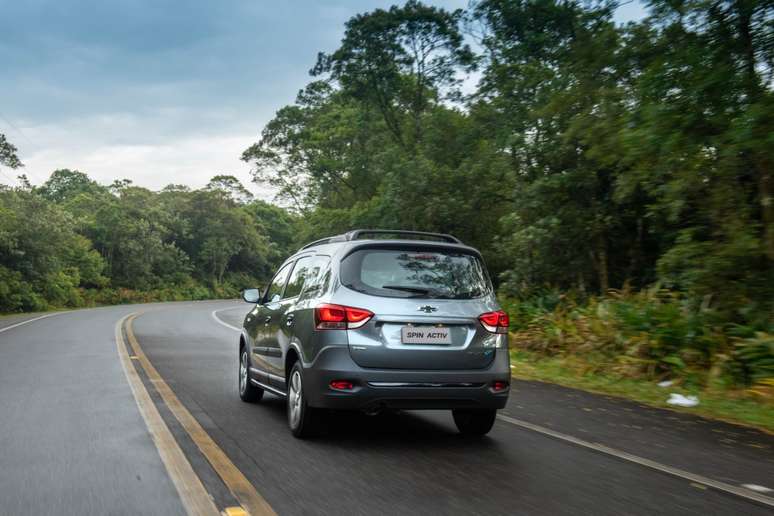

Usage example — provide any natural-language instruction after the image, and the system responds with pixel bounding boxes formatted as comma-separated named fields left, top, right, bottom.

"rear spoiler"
left=340, top=240, right=483, bottom=261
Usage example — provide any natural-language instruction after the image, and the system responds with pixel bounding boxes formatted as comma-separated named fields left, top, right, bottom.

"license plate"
left=401, top=326, right=451, bottom=345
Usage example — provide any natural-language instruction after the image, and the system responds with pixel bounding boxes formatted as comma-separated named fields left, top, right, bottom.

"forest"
left=1, top=1, right=772, bottom=398
left=0, top=169, right=297, bottom=310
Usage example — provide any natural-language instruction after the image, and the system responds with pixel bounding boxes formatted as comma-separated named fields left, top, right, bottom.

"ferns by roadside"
left=503, top=288, right=773, bottom=400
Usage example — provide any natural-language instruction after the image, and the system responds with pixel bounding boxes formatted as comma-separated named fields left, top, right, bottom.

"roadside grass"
left=509, top=348, right=774, bottom=433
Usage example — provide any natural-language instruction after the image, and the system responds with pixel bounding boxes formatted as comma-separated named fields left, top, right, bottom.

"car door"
left=284, top=255, right=332, bottom=369
left=242, top=302, right=266, bottom=384
left=262, top=258, right=302, bottom=387
left=252, top=262, right=292, bottom=383
left=265, top=255, right=319, bottom=389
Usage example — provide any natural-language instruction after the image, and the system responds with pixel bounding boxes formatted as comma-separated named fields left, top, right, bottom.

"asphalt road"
left=1, top=300, right=772, bottom=515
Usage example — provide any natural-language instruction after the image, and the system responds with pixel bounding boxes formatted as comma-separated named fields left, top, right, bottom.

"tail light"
left=492, top=380, right=509, bottom=391
left=315, top=303, right=374, bottom=330
left=479, top=310, right=509, bottom=334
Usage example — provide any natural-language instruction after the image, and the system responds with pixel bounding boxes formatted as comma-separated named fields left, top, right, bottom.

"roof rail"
left=297, top=234, right=347, bottom=251
left=345, top=229, right=461, bottom=244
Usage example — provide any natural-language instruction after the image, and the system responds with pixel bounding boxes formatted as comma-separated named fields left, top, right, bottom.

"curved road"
left=1, top=300, right=772, bottom=515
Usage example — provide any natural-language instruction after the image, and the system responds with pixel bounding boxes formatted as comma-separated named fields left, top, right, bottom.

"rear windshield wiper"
left=381, top=285, right=432, bottom=297
left=343, top=283, right=369, bottom=294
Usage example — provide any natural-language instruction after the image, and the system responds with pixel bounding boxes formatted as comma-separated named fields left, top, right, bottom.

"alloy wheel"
left=288, top=369, right=303, bottom=429
left=239, top=351, right=248, bottom=395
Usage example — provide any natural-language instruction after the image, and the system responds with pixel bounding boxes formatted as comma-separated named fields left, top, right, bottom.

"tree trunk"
left=625, top=217, right=645, bottom=286
left=591, top=236, right=609, bottom=295
left=598, top=247, right=609, bottom=294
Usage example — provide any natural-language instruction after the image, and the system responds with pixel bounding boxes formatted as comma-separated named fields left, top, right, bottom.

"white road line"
left=743, top=484, right=773, bottom=493
left=0, top=312, right=66, bottom=334
left=211, top=308, right=242, bottom=332
left=496, top=413, right=774, bottom=508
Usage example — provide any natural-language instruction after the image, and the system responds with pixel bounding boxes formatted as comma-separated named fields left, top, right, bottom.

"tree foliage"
left=0, top=134, right=23, bottom=169
left=0, top=173, right=298, bottom=312
left=243, top=0, right=773, bottom=326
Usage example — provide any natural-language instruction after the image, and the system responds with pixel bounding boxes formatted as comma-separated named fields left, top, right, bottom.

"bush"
left=505, top=288, right=773, bottom=390
left=0, top=266, right=47, bottom=312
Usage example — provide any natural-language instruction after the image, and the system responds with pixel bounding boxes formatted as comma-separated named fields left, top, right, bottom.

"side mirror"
left=242, top=288, right=261, bottom=304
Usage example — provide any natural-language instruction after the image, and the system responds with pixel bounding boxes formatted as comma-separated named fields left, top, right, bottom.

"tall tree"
left=614, top=0, right=774, bottom=311
left=475, top=0, right=640, bottom=294
left=206, top=175, right=254, bottom=204
left=312, top=0, right=474, bottom=148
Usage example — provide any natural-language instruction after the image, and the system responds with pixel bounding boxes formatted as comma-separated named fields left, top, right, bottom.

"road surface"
left=1, top=300, right=772, bottom=515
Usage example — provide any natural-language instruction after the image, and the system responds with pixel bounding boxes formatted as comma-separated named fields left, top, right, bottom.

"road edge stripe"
left=496, top=413, right=774, bottom=508
left=211, top=308, right=242, bottom=332
left=0, top=312, right=66, bottom=334
left=115, top=314, right=220, bottom=516
left=126, top=314, right=276, bottom=516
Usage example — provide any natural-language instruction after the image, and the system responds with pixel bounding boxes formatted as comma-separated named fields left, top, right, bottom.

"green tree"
left=38, top=169, right=102, bottom=203
left=312, top=0, right=474, bottom=148
left=0, top=134, right=23, bottom=169
left=474, top=0, right=643, bottom=294
left=0, top=187, right=106, bottom=311
left=614, top=0, right=774, bottom=314
left=206, top=175, right=254, bottom=204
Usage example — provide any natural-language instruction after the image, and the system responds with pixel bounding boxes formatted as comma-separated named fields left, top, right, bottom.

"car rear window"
left=340, top=248, right=491, bottom=299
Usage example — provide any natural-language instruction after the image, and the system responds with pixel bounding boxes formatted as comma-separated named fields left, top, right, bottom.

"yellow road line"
left=223, top=508, right=249, bottom=516
left=115, top=314, right=220, bottom=516
left=125, top=314, right=276, bottom=516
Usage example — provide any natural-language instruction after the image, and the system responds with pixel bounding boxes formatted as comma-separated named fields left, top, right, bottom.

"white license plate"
left=401, top=326, right=451, bottom=345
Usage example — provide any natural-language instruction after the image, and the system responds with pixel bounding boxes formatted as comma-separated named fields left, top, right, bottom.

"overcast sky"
left=0, top=0, right=646, bottom=200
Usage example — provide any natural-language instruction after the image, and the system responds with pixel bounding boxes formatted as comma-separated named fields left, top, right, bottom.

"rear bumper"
left=303, top=346, right=511, bottom=410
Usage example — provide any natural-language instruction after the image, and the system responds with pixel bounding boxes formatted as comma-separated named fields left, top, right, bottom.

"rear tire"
left=239, top=349, right=263, bottom=403
left=452, top=409, right=496, bottom=436
left=287, top=361, right=320, bottom=438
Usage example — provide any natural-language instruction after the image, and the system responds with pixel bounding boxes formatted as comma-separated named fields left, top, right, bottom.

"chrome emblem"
left=417, top=305, right=438, bottom=313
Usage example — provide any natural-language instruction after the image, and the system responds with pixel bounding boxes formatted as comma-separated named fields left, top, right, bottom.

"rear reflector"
left=315, top=303, right=374, bottom=330
left=479, top=310, right=509, bottom=334
left=492, top=381, right=509, bottom=391
left=330, top=380, right=355, bottom=390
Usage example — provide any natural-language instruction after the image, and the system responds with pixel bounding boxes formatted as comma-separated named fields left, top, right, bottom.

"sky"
left=0, top=0, right=647, bottom=200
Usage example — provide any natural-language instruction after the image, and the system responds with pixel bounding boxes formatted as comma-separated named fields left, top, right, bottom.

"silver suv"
left=238, top=230, right=510, bottom=437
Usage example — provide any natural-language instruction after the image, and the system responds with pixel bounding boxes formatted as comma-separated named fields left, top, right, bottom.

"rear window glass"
left=340, top=248, right=491, bottom=299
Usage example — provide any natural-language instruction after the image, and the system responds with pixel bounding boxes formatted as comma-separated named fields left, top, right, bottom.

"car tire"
left=239, top=349, right=263, bottom=403
left=452, top=409, right=496, bottom=436
left=287, top=361, right=320, bottom=438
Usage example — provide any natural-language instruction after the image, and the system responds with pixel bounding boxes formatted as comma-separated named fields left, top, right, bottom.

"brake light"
left=479, top=310, right=509, bottom=334
left=315, top=303, right=374, bottom=330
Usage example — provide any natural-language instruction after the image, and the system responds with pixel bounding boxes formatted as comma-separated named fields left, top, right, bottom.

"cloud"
left=1, top=0, right=646, bottom=197
left=10, top=112, right=276, bottom=199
